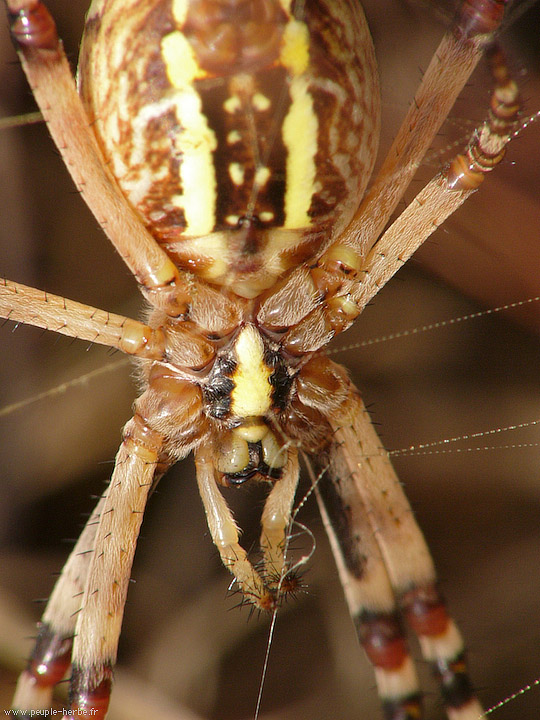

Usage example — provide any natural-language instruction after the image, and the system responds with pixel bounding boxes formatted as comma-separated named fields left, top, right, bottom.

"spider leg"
left=12, top=494, right=105, bottom=712
left=320, top=366, right=483, bottom=720
left=295, top=355, right=422, bottom=715
left=6, top=0, right=246, bottom=337
left=314, top=460, right=423, bottom=718
left=295, top=353, right=482, bottom=718
left=347, top=0, right=509, bottom=256
left=346, top=46, right=521, bottom=317
left=260, top=447, right=299, bottom=590
left=0, top=279, right=166, bottom=359
left=5, top=0, right=189, bottom=315
left=66, top=417, right=161, bottom=719
left=257, top=35, right=521, bottom=357
left=0, top=277, right=227, bottom=369
left=196, top=446, right=269, bottom=605
left=11, top=400, right=173, bottom=718
left=196, top=445, right=300, bottom=609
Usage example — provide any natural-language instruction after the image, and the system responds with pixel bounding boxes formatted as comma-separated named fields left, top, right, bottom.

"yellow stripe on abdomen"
left=161, top=31, right=217, bottom=236
left=280, top=18, right=317, bottom=229
left=282, top=76, right=317, bottom=228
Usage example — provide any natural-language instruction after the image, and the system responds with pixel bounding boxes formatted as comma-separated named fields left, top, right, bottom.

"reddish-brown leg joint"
left=355, top=612, right=423, bottom=720
left=403, top=585, right=476, bottom=711
left=456, top=0, right=507, bottom=40
left=69, top=664, right=113, bottom=720
left=9, top=0, right=59, bottom=51
left=357, top=611, right=409, bottom=671
left=24, top=622, right=72, bottom=688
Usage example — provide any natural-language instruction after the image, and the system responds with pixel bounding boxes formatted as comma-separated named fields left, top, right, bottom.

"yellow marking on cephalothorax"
left=280, top=19, right=310, bottom=76
left=253, top=92, right=271, bottom=111
left=226, top=214, right=240, bottom=225
left=260, top=211, right=275, bottom=222
left=255, top=166, right=271, bottom=187
left=171, top=0, right=189, bottom=25
left=229, top=162, right=245, bottom=186
left=231, top=326, right=272, bottom=418
left=161, top=32, right=217, bottom=236
left=224, top=95, right=242, bottom=114
left=282, top=76, right=317, bottom=228
left=227, top=130, right=242, bottom=144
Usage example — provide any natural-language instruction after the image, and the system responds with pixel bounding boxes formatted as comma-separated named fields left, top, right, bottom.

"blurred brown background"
left=1, top=1, right=540, bottom=718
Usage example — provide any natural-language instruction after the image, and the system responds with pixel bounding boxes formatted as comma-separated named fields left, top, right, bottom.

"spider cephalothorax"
left=2, top=0, right=524, bottom=718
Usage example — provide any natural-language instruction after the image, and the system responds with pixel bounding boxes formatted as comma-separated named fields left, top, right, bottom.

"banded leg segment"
left=324, top=375, right=483, bottom=720
left=402, top=587, right=479, bottom=720
left=346, top=45, right=522, bottom=316
left=12, top=412, right=165, bottom=718
left=67, top=416, right=163, bottom=719
left=315, top=466, right=422, bottom=719
left=345, top=0, right=509, bottom=256
left=12, top=495, right=106, bottom=712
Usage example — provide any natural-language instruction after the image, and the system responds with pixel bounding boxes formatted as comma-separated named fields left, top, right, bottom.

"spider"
left=1, top=1, right=539, bottom=719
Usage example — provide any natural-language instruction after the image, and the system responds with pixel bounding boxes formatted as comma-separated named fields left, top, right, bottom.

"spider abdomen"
left=79, top=0, right=380, bottom=298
